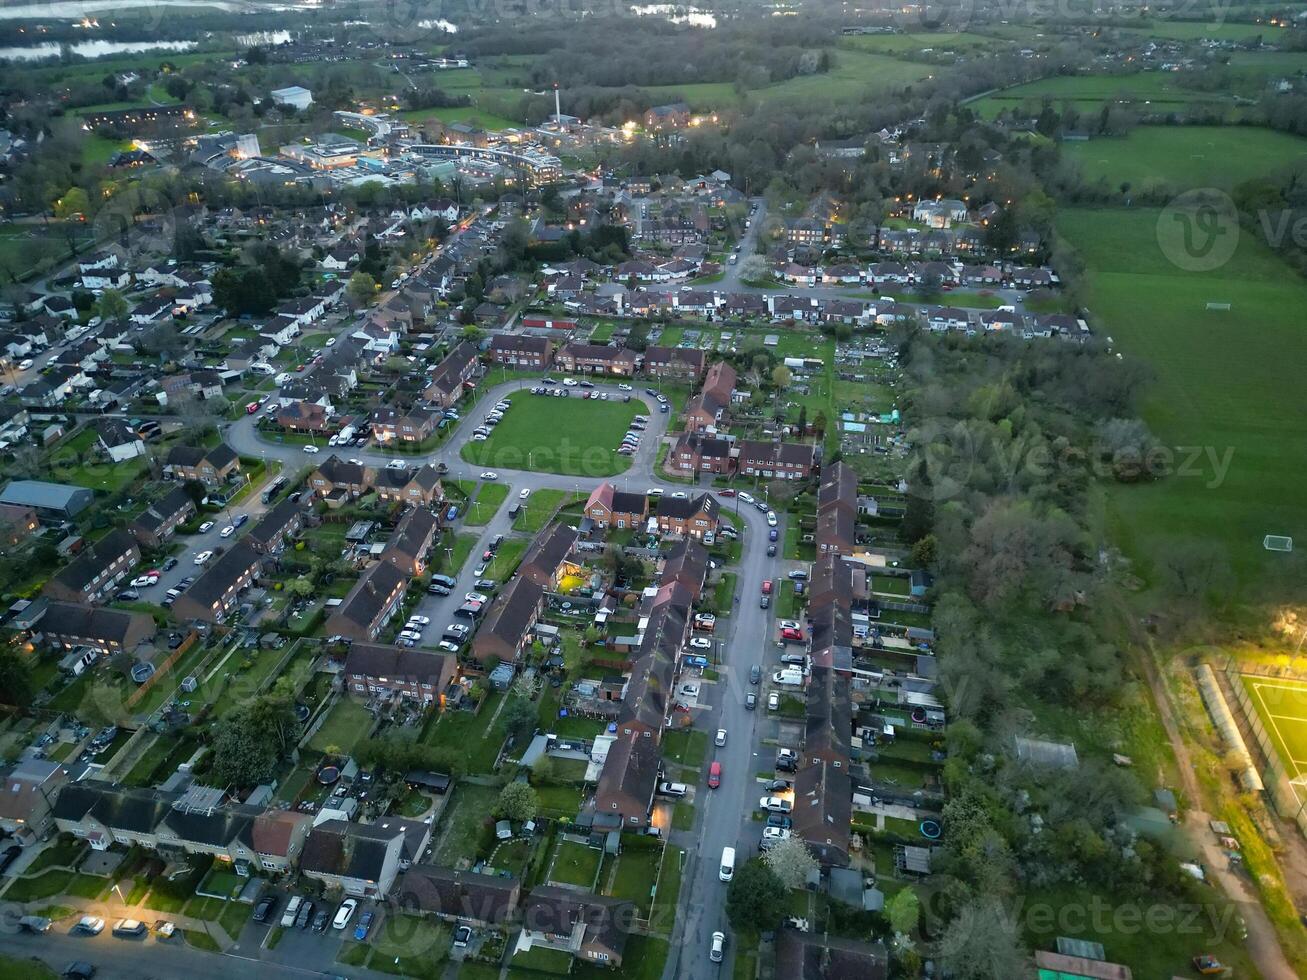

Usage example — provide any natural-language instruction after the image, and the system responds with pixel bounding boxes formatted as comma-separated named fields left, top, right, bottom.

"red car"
left=780, top=627, right=804, bottom=642
left=245, top=400, right=261, bottom=414
left=761, top=580, right=773, bottom=595
left=718, top=489, right=736, bottom=498
left=707, top=761, right=721, bottom=789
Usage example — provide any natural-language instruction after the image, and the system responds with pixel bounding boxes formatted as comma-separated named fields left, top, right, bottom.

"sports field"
left=1057, top=208, right=1307, bottom=588
left=460, top=392, right=648, bottom=477
left=972, top=72, right=1229, bottom=117
left=1242, top=675, right=1307, bottom=792
left=1062, top=126, right=1307, bottom=191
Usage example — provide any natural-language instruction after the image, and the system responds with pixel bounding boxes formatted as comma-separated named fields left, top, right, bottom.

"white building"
left=270, top=86, right=313, bottom=111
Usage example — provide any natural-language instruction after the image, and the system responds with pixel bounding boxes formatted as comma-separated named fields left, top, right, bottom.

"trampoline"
left=919, top=819, right=942, bottom=840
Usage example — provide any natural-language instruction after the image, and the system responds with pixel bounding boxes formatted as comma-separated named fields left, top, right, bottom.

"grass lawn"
left=464, top=482, right=509, bottom=525
left=365, top=912, right=450, bottom=976
left=607, top=848, right=660, bottom=915
left=661, top=729, right=708, bottom=769
left=26, top=837, right=85, bottom=875
left=512, top=943, right=574, bottom=974
left=548, top=839, right=602, bottom=888
left=432, top=783, right=499, bottom=866
left=1058, top=208, right=1307, bottom=590
left=757, top=50, right=932, bottom=106
left=307, top=698, right=374, bottom=755
left=971, top=72, right=1233, bottom=117
left=422, top=691, right=515, bottom=773
left=575, top=934, right=669, bottom=980
left=483, top=536, right=528, bottom=582
left=461, top=391, right=649, bottom=477
left=673, top=802, right=695, bottom=831
left=433, top=531, right=479, bottom=577
left=1062, top=126, right=1307, bottom=192
left=3, top=870, right=74, bottom=901
left=399, top=104, right=522, bottom=131
left=514, top=488, right=584, bottom=533
left=535, top=782, right=583, bottom=818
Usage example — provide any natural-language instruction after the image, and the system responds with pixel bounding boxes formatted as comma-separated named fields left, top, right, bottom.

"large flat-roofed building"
left=0, top=480, right=94, bottom=518
left=270, top=85, right=313, bottom=110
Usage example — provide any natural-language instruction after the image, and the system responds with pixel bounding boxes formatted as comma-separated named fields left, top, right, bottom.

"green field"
left=1062, top=126, right=1307, bottom=191
left=307, top=698, right=373, bottom=756
left=1057, top=208, right=1307, bottom=587
left=757, top=50, right=933, bottom=105
left=1120, top=20, right=1286, bottom=42
left=461, top=392, right=648, bottom=477
left=839, top=32, right=1000, bottom=55
left=1243, top=675, right=1307, bottom=789
left=464, top=482, right=510, bottom=525
left=399, top=104, right=523, bottom=131
left=972, top=72, right=1228, bottom=117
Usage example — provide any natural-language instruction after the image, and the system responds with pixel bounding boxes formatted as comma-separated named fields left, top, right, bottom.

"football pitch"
left=1242, top=675, right=1307, bottom=797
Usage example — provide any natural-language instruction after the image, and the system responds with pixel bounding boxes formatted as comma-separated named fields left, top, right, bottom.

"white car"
left=480, top=471, right=499, bottom=480
left=219, top=525, right=235, bottom=538
left=710, top=931, right=725, bottom=963
left=777, top=619, right=801, bottom=631
left=680, top=683, right=700, bottom=699
left=759, top=796, right=792, bottom=814
left=562, top=378, right=578, bottom=387
left=197, top=521, right=215, bottom=533
left=406, top=615, right=431, bottom=626
left=738, top=492, right=755, bottom=505
left=302, top=444, right=320, bottom=454
left=388, top=459, right=405, bottom=469
left=398, top=630, right=423, bottom=642
left=715, top=728, right=727, bottom=746
left=193, top=550, right=214, bottom=565
left=129, top=575, right=157, bottom=589
left=689, top=637, right=713, bottom=650
left=670, top=490, right=688, bottom=499
left=766, top=511, right=778, bottom=527
left=617, top=383, right=633, bottom=391
left=471, top=433, right=487, bottom=442
left=325, top=337, right=336, bottom=347
left=647, top=487, right=663, bottom=497
left=465, top=592, right=488, bottom=604
left=474, top=563, right=487, bottom=576
left=332, top=899, right=357, bottom=930
left=519, top=488, right=531, bottom=499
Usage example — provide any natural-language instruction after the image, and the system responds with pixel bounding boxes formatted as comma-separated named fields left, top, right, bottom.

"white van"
left=719, top=846, right=735, bottom=882
left=280, top=895, right=303, bottom=928
left=772, top=668, right=805, bottom=687
left=249, top=362, right=275, bottom=376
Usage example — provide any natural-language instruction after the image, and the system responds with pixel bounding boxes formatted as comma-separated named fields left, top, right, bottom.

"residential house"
left=396, top=865, right=521, bottom=926
left=325, top=561, right=409, bottom=641
left=372, top=406, right=439, bottom=444
left=584, top=482, right=648, bottom=531
left=775, top=929, right=888, bottom=980
left=129, top=487, right=196, bottom=550
left=471, top=576, right=544, bottom=666
left=683, top=361, right=737, bottom=433
left=164, top=444, right=240, bottom=487
left=644, top=102, right=690, bottom=129
left=52, top=781, right=177, bottom=851
left=309, top=455, right=373, bottom=503
left=642, top=346, right=705, bottom=381
left=93, top=418, right=145, bottom=463
left=556, top=343, right=637, bottom=377
left=0, top=759, right=68, bottom=837
left=487, top=333, right=554, bottom=370
left=792, top=665, right=853, bottom=866
left=669, top=432, right=732, bottom=476
left=45, top=529, right=140, bottom=604
left=245, top=497, right=303, bottom=554
left=520, top=886, right=635, bottom=968
left=373, top=464, right=442, bottom=508
left=736, top=440, right=816, bottom=480
left=276, top=400, right=332, bottom=434
left=381, top=507, right=439, bottom=576
left=343, top=643, right=456, bottom=705
left=655, top=493, right=719, bottom=539
left=815, top=461, right=857, bottom=558
left=0, top=503, right=39, bottom=546
left=300, top=819, right=406, bottom=898
left=424, top=342, right=480, bottom=407
left=249, top=810, right=312, bottom=874
left=518, top=524, right=581, bottom=589
left=39, top=602, right=155, bottom=654
left=171, top=542, right=263, bottom=624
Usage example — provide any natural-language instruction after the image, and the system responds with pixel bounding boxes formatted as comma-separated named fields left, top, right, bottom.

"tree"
left=207, top=685, right=299, bottom=786
left=501, top=698, right=538, bottom=744
left=936, top=898, right=1029, bottom=980
left=0, top=647, right=34, bottom=707
left=738, top=254, right=768, bottom=282
left=531, top=755, right=556, bottom=784
left=54, top=187, right=90, bottom=221
left=771, top=364, right=791, bottom=390
left=347, top=270, right=377, bottom=306
left=286, top=576, right=314, bottom=597
left=886, top=888, right=920, bottom=935
left=725, top=860, right=787, bottom=932
left=495, top=781, right=539, bottom=822
left=94, top=288, right=128, bottom=322
left=762, top=835, right=817, bottom=889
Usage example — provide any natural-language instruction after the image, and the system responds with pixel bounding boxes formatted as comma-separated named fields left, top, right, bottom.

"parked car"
left=745, top=692, right=757, bottom=710
left=294, top=900, right=314, bottom=929
left=708, top=761, right=722, bottom=789
left=710, top=931, right=726, bottom=963
left=72, top=916, right=104, bottom=936
left=252, top=896, right=277, bottom=923
left=353, top=910, right=374, bottom=941
left=715, top=728, right=727, bottom=747
left=767, top=691, right=780, bottom=711
left=750, top=664, right=761, bottom=685
left=62, top=963, right=96, bottom=980
left=758, top=796, right=792, bottom=814
left=764, top=779, right=793, bottom=792
left=780, top=627, right=804, bottom=642
left=766, top=544, right=776, bottom=557
left=312, top=909, right=329, bottom=932
left=197, top=521, right=214, bottom=533
left=689, top=637, right=712, bottom=650
left=453, top=924, right=473, bottom=948
left=111, top=919, right=146, bottom=938
left=332, top=899, right=357, bottom=930
left=657, top=781, right=688, bottom=798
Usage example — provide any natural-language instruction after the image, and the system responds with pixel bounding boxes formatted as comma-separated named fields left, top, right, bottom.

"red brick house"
left=683, top=361, right=736, bottom=433
left=325, top=561, right=408, bottom=641
left=669, top=432, right=732, bottom=475
left=737, top=440, right=816, bottom=480
left=556, top=343, right=637, bottom=376
left=487, top=333, right=554, bottom=370
left=164, top=444, right=240, bottom=487
left=424, top=342, right=480, bottom=407
left=343, top=643, right=456, bottom=705
left=654, top=493, right=719, bottom=539
left=643, top=345, right=705, bottom=381
left=584, top=482, right=648, bottom=530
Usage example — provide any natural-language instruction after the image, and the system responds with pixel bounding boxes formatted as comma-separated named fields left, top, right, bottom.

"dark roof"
left=807, top=555, right=853, bottom=672
left=49, top=529, right=138, bottom=593
left=474, top=577, right=543, bottom=662
left=300, top=819, right=403, bottom=881
left=659, top=538, right=708, bottom=599
left=611, top=489, right=647, bottom=515
left=775, top=930, right=887, bottom=980
left=489, top=333, right=551, bottom=353
left=738, top=439, right=816, bottom=468
left=384, top=507, right=438, bottom=562
left=644, top=345, right=705, bottom=370
left=655, top=492, right=718, bottom=522
left=184, top=542, right=262, bottom=608
left=344, top=642, right=453, bottom=686
left=333, top=561, right=408, bottom=630
left=133, top=486, right=195, bottom=535
left=396, top=864, right=521, bottom=924
left=161, top=803, right=260, bottom=849
left=519, top=523, right=578, bottom=588
left=51, top=781, right=179, bottom=835
left=246, top=497, right=301, bottom=548
left=427, top=341, right=478, bottom=395
left=41, top=602, right=153, bottom=645
left=523, top=885, right=635, bottom=956
left=316, top=454, right=369, bottom=486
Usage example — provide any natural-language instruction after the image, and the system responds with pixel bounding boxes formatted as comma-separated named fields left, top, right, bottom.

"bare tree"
left=762, top=835, right=817, bottom=890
